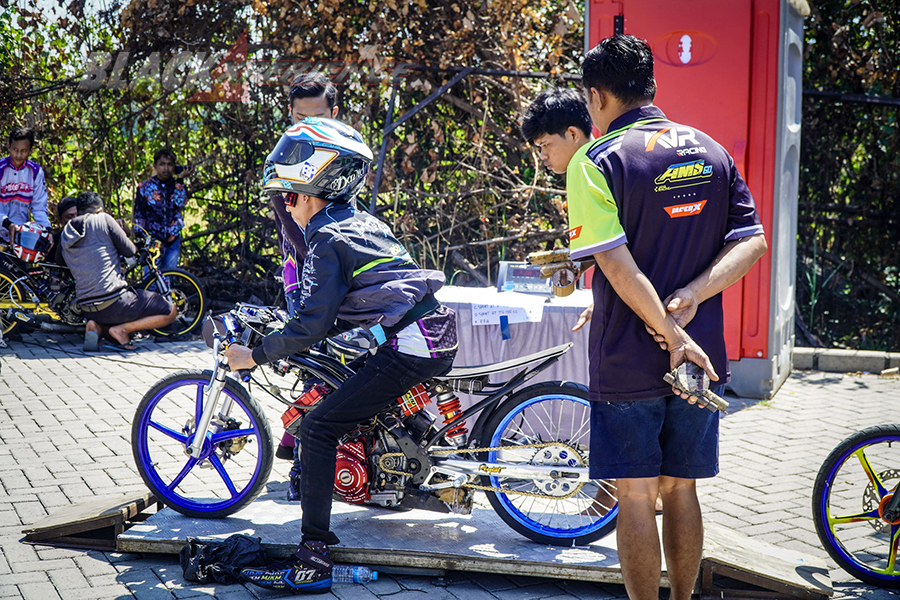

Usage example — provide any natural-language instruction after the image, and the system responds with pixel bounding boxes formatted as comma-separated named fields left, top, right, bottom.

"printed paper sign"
left=472, top=302, right=544, bottom=326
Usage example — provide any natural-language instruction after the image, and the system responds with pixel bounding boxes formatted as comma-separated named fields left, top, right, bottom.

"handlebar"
left=208, top=305, right=289, bottom=383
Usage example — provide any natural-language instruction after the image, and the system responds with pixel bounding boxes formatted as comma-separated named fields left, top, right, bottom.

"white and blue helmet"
left=263, top=117, right=373, bottom=203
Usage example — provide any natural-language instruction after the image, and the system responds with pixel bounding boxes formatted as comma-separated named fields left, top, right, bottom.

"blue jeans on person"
left=589, top=385, right=725, bottom=480
left=159, top=235, right=181, bottom=272
left=296, top=345, right=454, bottom=545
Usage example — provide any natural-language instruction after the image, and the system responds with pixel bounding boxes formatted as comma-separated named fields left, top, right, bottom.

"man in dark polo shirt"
left=568, top=35, right=767, bottom=600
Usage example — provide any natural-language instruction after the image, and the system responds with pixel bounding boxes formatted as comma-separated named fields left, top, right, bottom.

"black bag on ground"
left=180, top=534, right=269, bottom=584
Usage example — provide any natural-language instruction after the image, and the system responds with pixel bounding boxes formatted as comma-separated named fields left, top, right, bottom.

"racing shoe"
left=240, top=541, right=333, bottom=594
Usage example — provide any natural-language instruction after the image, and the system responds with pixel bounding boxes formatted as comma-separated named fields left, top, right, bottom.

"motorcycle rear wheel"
left=132, top=369, right=274, bottom=518
left=0, top=267, right=25, bottom=336
left=141, top=268, right=206, bottom=337
left=481, top=382, right=617, bottom=546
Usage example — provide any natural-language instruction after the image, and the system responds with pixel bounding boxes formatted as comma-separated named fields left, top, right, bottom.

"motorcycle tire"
left=481, top=382, right=617, bottom=546
left=0, top=267, right=26, bottom=336
left=812, top=424, right=900, bottom=587
left=141, top=268, right=206, bottom=337
left=132, top=369, right=274, bottom=519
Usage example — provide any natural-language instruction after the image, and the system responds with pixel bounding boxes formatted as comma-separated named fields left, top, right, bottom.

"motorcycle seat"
left=441, top=343, right=573, bottom=380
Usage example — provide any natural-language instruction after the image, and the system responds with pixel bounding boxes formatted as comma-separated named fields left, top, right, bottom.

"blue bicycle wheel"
left=132, top=369, right=274, bottom=518
left=482, top=383, right=617, bottom=546
left=813, top=424, right=900, bottom=587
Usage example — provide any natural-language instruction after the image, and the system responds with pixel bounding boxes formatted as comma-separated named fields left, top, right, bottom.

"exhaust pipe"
left=11, top=311, right=83, bottom=333
left=39, top=322, right=83, bottom=333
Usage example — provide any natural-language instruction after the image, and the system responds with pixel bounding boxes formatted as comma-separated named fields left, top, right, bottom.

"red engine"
left=334, top=440, right=368, bottom=503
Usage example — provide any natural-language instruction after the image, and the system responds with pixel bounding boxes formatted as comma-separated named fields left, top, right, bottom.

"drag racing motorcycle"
left=0, top=226, right=206, bottom=343
left=131, top=303, right=619, bottom=546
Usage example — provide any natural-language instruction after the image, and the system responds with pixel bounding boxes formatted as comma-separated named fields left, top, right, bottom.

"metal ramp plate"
left=23, top=491, right=158, bottom=550
left=116, top=482, right=831, bottom=598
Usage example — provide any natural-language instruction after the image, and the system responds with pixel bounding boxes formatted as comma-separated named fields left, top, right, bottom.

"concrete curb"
left=793, top=346, right=900, bottom=373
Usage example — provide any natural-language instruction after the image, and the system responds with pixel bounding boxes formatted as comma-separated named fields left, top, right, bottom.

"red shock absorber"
left=432, top=382, right=467, bottom=446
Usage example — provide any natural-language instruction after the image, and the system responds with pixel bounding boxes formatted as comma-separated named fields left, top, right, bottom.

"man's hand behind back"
left=667, top=330, right=718, bottom=402
left=645, top=287, right=698, bottom=349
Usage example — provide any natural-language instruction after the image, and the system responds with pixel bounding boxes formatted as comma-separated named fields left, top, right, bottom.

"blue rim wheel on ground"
left=481, top=382, right=617, bottom=546
left=813, top=423, right=900, bottom=587
left=132, top=369, right=274, bottom=518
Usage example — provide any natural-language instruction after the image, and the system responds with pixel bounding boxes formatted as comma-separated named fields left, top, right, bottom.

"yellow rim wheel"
left=143, top=269, right=206, bottom=337
left=0, top=270, right=24, bottom=335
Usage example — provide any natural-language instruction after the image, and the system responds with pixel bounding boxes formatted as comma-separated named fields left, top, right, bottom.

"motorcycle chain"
left=378, top=442, right=587, bottom=500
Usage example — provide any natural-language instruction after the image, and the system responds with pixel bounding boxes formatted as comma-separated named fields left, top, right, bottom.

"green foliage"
left=1, top=0, right=582, bottom=305
left=798, top=1, right=900, bottom=350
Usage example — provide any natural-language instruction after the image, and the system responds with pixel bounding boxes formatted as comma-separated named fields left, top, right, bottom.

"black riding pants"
left=297, top=345, right=454, bottom=545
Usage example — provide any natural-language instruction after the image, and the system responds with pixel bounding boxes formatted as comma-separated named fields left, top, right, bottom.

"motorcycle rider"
left=225, top=118, right=458, bottom=594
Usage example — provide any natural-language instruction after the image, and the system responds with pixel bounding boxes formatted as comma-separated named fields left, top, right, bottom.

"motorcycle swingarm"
left=431, top=457, right=590, bottom=486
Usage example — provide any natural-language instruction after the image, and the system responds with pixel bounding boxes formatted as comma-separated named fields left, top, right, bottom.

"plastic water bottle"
left=332, top=565, right=378, bottom=583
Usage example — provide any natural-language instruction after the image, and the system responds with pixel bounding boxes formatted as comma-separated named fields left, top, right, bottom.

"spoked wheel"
left=481, top=382, right=617, bottom=546
left=0, top=267, right=25, bottom=336
left=813, top=424, right=900, bottom=587
left=141, top=268, right=206, bottom=337
left=132, top=369, right=274, bottom=518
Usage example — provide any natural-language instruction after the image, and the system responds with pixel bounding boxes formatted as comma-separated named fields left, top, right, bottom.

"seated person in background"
left=51, top=196, right=77, bottom=266
left=1, top=126, right=51, bottom=246
left=61, top=191, right=176, bottom=351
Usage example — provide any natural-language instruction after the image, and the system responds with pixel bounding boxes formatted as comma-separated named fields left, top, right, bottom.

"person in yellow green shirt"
left=570, top=34, right=767, bottom=600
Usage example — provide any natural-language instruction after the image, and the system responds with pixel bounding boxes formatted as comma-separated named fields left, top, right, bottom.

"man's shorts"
left=588, top=386, right=724, bottom=480
left=90, top=288, right=173, bottom=327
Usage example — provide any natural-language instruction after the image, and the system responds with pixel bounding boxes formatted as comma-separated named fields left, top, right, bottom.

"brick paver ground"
left=2, top=330, right=899, bottom=599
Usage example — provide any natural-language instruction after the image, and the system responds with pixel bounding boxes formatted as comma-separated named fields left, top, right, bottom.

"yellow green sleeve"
left=565, top=146, right=627, bottom=261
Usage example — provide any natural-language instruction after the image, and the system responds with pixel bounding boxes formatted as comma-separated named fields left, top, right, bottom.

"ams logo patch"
left=654, top=159, right=713, bottom=191
left=664, top=200, right=707, bottom=218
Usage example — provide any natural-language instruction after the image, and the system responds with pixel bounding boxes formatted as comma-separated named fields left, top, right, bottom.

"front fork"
left=144, top=246, right=171, bottom=296
left=883, top=482, right=900, bottom=523
left=186, top=336, right=236, bottom=458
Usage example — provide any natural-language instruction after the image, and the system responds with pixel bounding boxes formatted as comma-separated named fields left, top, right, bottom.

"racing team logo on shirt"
left=654, top=159, right=713, bottom=191
left=644, top=126, right=699, bottom=152
left=664, top=199, right=707, bottom=218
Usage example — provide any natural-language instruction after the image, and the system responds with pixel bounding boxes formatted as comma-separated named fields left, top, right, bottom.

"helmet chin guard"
left=263, top=117, right=373, bottom=204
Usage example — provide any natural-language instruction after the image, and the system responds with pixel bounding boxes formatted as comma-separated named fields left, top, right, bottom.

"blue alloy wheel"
left=812, top=424, right=900, bottom=587
left=481, top=383, right=617, bottom=546
left=132, top=369, right=274, bottom=518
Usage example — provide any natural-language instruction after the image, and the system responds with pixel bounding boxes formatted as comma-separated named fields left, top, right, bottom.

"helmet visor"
left=267, top=134, right=315, bottom=165
left=17, top=229, right=50, bottom=252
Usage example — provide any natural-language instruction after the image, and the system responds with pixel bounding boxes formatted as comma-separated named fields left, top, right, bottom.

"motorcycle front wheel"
left=132, top=369, right=274, bottom=518
left=812, top=424, right=900, bottom=587
left=481, top=382, right=617, bottom=546
left=141, top=268, right=206, bottom=337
